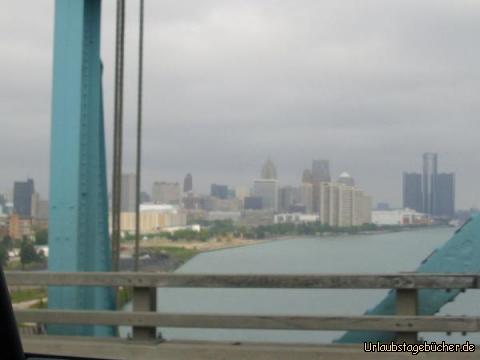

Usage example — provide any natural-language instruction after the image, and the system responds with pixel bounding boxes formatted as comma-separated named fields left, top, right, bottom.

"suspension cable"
left=134, top=0, right=145, bottom=272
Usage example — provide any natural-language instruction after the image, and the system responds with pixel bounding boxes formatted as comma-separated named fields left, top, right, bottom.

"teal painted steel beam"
left=338, top=215, right=480, bottom=343
left=48, top=0, right=114, bottom=337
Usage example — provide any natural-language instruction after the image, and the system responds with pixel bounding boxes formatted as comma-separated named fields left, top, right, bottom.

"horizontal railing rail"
left=6, top=271, right=480, bottom=343
left=6, top=271, right=480, bottom=289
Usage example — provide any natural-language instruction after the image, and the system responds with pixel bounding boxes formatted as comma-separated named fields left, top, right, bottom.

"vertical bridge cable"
left=112, top=0, right=126, bottom=273
left=134, top=0, right=145, bottom=272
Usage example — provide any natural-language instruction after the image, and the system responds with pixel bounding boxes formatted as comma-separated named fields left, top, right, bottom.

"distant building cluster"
left=111, top=157, right=375, bottom=235
left=0, top=178, right=49, bottom=240
left=403, top=153, right=455, bottom=219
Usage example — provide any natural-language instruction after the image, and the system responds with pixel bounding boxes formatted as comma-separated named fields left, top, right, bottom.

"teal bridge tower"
left=48, top=0, right=114, bottom=336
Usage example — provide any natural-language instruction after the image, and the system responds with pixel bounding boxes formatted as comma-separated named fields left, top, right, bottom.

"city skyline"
left=1, top=1, right=479, bottom=208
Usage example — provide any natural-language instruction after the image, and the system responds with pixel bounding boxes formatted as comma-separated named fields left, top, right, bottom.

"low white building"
left=372, top=208, right=431, bottom=226
left=274, top=213, right=320, bottom=224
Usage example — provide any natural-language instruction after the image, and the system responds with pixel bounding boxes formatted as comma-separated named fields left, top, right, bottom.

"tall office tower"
left=300, top=183, right=313, bottom=214
left=403, top=172, right=423, bottom=213
left=338, top=172, right=355, bottom=186
left=435, top=173, right=455, bottom=218
left=261, top=158, right=278, bottom=180
left=352, top=189, right=372, bottom=225
left=422, top=153, right=438, bottom=215
left=253, top=179, right=278, bottom=211
left=121, top=173, right=136, bottom=212
left=13, top=178, right=34, bottom=217
left=211, top=184, right=229, bottom=199
left=302, top=169, right=313, bottom=183
left=152, top=182, right=181, bottom=205
left=278, top=186, right=299, bottom=212
left=312, top=159, right=331, bottom=182
left=31, top=192, right=49, bottom=220
left=183, top=173, right=193, bottom=193
left=338, top=184, right=354, bottom=227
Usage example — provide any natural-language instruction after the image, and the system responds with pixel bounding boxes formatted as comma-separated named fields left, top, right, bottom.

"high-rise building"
left=312, top=160, right=331, bottom=182
left=422, top=153, right=438, bottom=215
left=261, top=158, right=277, bottom=180
left=244, top=196, right=263, bottom=210
left=253, top=179, right=278, bottom=211
left=403, top=172, right=423, bottom=213
left=435, top=173, right=455, bottom=218
left=300, top=183, right=313, bottom=214
left=278, top=186, right=299, bottom=213
left=338, top=172, right=355, bottom=187
left=211, top=184, right=229, bottom=199
left=31, top=192, right=49, bottom=220
left=302, top=169, right=313, bottom=184
left=183, top=173, right=193, bottom=193
left=152, top=182, right=181, bottom=205
left=13, top=178, right=34, bottom=217
left=121, top=173, right=136, bottom=212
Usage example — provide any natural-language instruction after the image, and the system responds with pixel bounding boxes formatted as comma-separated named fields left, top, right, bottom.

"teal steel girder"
left=338, top=215, right=480, bottom=343
left=48, top=0, right=114, bottom=337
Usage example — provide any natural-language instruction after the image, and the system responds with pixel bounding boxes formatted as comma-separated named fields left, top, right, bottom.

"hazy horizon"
left=1, top=1, right=479, bottom=209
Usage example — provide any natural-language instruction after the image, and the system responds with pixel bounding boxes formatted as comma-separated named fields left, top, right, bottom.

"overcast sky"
left=1, top=0, right=480, bottom=208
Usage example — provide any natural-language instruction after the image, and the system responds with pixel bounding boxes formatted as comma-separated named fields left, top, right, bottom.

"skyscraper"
left=312, top=160, right=331, bottom=182
left=435, top=173, right=455, bottom=218
left=121, top=174, right=136, bottom=212
left=302, top=169, right=313, bottom=183
left=211, top=184, right=229, bottom=199
left=253, top=179, right=278, bottom=211
left=13, top=178, right=34, bottom=217
left=422, top=153, right=438, bottom=215
left=338, top=172, right=355, bottom=187
left=403, top=172, right=423, bottom=213
left=261, top=158, right=277, bottom=180
left=152, top=182, right=181, bottom=204
left=183, top=173, right=193, bottom=193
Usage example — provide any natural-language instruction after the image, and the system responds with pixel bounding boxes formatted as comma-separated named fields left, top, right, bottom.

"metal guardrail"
left=6, top=272, right=480, bottom=343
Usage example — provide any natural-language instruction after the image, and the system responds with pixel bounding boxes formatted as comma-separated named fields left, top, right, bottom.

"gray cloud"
left=1, top=0, right=479, bottom=208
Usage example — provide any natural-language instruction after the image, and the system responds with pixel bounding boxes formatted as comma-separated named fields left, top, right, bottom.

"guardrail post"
left=132, top=286, right=157, bottom=341
left=395, top=289, right=418, bottom=344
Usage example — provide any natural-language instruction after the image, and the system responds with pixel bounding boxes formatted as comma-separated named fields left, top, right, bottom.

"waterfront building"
left=119, top=204, right=186, bottom=234
left=274, top=213, right=319, bottom=224
left=152, top=182, right=181, bottom=205
left=13, top=178, right=34, bottom=217
left=372, top=208, right=432, bottom=226
left=253, top=179, right=278, bottom=211
left=261, top=158, right=277, bottom=180
left=403, top=172, right=423, bottom=213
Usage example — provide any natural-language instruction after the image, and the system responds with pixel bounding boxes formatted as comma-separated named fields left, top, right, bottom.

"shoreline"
left=123, top=224, right=451, bottom=272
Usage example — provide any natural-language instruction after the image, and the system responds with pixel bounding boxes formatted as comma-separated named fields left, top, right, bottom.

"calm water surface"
left=124, top=227, right=480, bottom=344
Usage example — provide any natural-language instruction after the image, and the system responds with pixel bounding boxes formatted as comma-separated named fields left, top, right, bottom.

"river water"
left=124, top=227, right=480, bottom=344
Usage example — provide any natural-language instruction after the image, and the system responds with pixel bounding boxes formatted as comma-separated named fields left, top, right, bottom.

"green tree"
left=0, top=243, right=9, bottom=267
left=20, top=238, right=39, bottom=270
left=35, top=229, right=48, bottom=245
left=1, top=235, right=13, bottom=250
